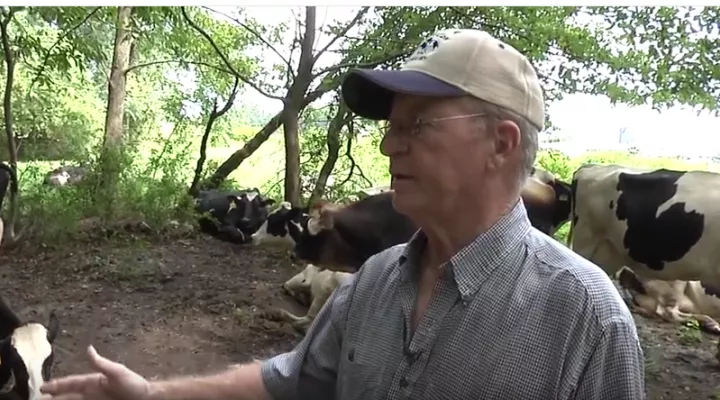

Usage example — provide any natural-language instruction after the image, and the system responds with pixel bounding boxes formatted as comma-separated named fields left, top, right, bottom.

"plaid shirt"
left=261, top=200, right=645, bottom=400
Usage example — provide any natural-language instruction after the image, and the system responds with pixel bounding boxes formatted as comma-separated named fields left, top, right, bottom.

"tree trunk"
left=281, top=105, right=301, bottom=205
left=97, top=6, right=134, bottom=212
left=0, top=9, right=19, bottom=241
left=206, top=88, right=328, bottom=189
left=309, top=100, right=350, bottom=205
left=281, top=6, right=316, bottom=206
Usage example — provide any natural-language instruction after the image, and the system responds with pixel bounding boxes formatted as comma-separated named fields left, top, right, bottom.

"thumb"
left=87, top=345, right=128, bottom=379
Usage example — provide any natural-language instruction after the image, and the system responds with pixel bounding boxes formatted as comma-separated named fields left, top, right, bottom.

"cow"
left=272, top=263, right=354, bottom=333
left=615, top=266, right=720, bottom=335
left=250, top=201, right=308, bottom=248
left=43, top=165, right=88, bottom=187
left=194, top=188, right=275, bottom=244
left=0, top=298, right=60, bottom=400
left=291, top=168, right=574, bottom=273
left=0, top=162, right=17, bottom=247
left=527, top=166, right=573, bottom=237
left=292, top=191, right=416, bottom=272
left=568, top=163, right=720, bottom=284
left=250, top=187, right=398, bottom=247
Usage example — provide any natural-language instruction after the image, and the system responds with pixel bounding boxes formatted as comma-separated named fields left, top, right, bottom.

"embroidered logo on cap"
left=406, top=30, right=459, bottom=62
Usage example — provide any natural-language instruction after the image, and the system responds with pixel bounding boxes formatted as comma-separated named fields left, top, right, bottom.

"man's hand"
left=40, top=345, right=151, bottom=400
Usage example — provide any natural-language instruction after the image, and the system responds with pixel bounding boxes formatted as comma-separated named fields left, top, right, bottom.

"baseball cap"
left=340, top=29, right=545, bottom=130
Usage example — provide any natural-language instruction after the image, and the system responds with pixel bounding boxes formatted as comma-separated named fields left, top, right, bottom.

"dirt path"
left=1, top=235, right=719, bottom=398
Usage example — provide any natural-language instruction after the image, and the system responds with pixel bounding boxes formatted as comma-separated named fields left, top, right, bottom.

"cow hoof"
left=701, top=321, right=720, bottom=336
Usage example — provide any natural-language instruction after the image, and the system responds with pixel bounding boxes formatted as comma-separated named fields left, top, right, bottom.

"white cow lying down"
left=616, top=267, right=720, bottom=335
left=273, top=263, right=354, bottom=333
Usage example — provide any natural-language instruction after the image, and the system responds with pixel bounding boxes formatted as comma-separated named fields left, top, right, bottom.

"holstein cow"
left=250, top=187, right=397, bottom=248
left=568, top=163, right=718, bottom=284
left=0, top=162, right=17, bottom=246
left=615, top=266, right=720, bottom=335
left=273, top=263, right=354, bottom=333
left=195, top=188, right=275, bottom=244
left=0, top=298, right=60, bottom=400
left=250, top=201, right=308, bottom=248
left=43, top=165, right=88, bottom=187
left=293, top=169, right=573, bottom=273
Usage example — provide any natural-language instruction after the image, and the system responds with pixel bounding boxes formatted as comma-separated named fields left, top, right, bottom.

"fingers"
left=87, top=345, right=128, bottom=379
left=40, top=373, right=104, bottom=395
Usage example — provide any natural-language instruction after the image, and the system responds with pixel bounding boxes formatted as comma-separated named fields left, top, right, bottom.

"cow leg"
left=690, top=314, right=720, bottom=335
left=303, top=289, right=331, bottom=321
left=628, top=294, right=661, bottom=320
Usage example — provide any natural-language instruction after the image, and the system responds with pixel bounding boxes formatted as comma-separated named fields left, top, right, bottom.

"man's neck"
left=420, top=195, right=519, bottom=267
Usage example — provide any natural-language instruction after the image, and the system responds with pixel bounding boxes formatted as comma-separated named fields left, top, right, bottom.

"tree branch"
left=202, top=6, right=294, bottom=79
left=312, top=50, right=409, bottom=79
left=180, top=6, right=283, bottom=100
left=27, top=6, right=101, bottom=93
left=189, top=75, right=240, bottom=195
left=312, top=7, right=369, bottom=64
left=125, top=59, right=233, bottom=75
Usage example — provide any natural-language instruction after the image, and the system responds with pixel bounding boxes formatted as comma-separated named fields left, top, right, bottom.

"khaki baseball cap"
left=341, top=28, right=545, bottom=130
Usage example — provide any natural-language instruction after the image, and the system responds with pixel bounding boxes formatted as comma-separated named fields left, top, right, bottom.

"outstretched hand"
left=40, top=345, right=152, bottom=400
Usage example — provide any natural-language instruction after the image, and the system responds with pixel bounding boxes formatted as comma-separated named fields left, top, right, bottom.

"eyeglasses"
left=382, top=113, right=489, bottom=139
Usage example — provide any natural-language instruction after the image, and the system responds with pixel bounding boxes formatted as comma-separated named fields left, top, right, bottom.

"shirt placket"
left=387, top=274, right=459, bottom=400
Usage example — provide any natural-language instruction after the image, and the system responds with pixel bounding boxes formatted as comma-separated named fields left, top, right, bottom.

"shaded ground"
left=1, top=234, right=719, bottom=398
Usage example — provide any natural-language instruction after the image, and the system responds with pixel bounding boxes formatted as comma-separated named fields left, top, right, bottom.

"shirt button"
left=399, top=377, right=409, bottom=388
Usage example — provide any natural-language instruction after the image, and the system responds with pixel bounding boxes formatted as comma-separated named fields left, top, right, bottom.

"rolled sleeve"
left=572, top=317, right=646, bottom=399
left=261, top=274, right=357, bottom=400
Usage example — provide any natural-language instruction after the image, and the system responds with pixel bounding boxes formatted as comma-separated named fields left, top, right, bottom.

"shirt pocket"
left=336, top=347, right=382, bottom=400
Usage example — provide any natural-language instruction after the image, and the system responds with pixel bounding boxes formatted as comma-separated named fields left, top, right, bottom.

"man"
left=40, top=28, right=645, bottom=400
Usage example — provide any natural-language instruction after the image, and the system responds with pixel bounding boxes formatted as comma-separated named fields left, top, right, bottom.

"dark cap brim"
left=340, top=69, right=467, bottom=120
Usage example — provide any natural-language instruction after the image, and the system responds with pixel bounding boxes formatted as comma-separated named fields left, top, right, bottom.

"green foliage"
left=1, top=6, right=719, bottom=248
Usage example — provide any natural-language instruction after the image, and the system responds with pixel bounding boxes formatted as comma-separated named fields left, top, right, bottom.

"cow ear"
left=307, top=208, right=334, bottom=235
left=226, top=195, right=241, bottom=210
left=521, top=177, right=554, bottom=206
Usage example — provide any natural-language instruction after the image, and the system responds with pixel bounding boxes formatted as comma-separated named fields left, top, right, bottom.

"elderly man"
left=40, top=29, right=645, bottom=400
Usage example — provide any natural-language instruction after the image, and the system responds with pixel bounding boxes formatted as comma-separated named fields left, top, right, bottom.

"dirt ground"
left=1, top=234, right=719, bottom=399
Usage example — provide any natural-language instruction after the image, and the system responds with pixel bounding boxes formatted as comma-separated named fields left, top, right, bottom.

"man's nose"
left=380, top=133, right=407, bottom=157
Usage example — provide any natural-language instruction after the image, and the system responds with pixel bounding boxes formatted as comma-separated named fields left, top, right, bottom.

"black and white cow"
left=250, top=201, right=308, bottom=248
left=568, top=163, right=719, bottom=284
left=195, top=188, right=275, bottom=244
left=0, top=298, right=60, bottom=400
left=43, top=165, right=88, bottom=187
left=0, top=162, right=17, bottom=246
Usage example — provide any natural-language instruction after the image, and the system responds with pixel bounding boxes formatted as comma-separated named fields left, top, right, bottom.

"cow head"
left=282, top=264, right=321, bottom=306
left=251, top=202, right=307, bottom=247
left=292, top=201, right=359, bottom=273
left=224, top=190, right=276, bottom=239
left=0, top=306, right=60, bottom=400
left=522, top=169, right=573, bottom=236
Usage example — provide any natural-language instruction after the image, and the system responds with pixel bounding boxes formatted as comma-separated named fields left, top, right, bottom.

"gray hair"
left=464, top=97, right=539, bottom=182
